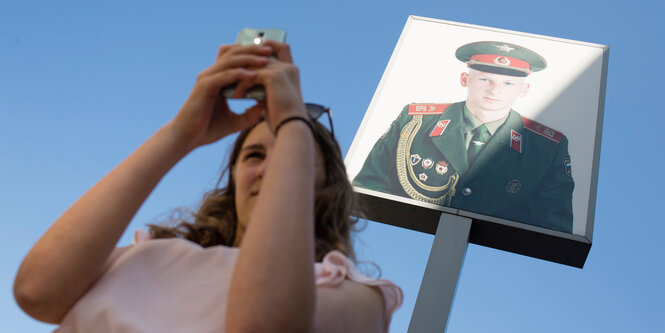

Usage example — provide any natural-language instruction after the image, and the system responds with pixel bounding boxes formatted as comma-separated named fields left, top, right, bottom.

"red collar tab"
left=522, top=117, right=563, bottom=143
left=429, top=120, right=450, bottom=137
left=408, top=103, right=450, bottom=115
left=510, top=130, right=522, bottom=153
left=469, top=54, right=531, bottom=73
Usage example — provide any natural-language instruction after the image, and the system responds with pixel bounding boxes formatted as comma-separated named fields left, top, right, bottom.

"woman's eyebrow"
left=241, top=143, right=265, bottom=152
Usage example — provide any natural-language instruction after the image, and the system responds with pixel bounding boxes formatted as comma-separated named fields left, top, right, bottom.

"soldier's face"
left=461, top=69, right=529, bottom=114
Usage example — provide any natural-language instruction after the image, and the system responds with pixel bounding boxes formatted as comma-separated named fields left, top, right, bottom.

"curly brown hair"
left=149, top=119, right=358, bottom=262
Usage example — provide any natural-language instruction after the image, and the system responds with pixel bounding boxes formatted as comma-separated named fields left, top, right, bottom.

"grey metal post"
left=407, top=213, right=472, bottom=333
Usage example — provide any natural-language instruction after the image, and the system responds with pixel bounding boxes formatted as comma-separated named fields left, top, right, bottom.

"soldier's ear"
left=460, top=72, right=469, bottom=88
left=519, top=82, right=530, bottom=97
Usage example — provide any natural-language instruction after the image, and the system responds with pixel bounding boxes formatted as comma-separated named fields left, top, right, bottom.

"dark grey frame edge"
left=355, top=191, right=591, bottom=268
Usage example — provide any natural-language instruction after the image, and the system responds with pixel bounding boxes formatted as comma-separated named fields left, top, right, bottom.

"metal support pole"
left=408, top=213, right=472, bottom=333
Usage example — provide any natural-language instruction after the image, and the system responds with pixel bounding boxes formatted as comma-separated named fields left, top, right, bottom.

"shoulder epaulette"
left=522, top=116, right=563, bottom=143
left=408, top=103, right=451, bottom=116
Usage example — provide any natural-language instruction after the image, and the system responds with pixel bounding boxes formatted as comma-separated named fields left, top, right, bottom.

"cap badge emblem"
left=494, top=56, right=511, bottom=66
left=419, top=173, right=428, bottom=182
left=496, top=44, right=515, bottom=52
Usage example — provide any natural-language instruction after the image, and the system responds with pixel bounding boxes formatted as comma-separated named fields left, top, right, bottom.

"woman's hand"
left=169, top=44, right=273, bottom=149
left=251, top=41, right=309, bottom=132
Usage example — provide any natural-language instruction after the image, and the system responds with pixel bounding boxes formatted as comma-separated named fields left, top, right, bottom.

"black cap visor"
left=469, top=64, right=529, bottom=77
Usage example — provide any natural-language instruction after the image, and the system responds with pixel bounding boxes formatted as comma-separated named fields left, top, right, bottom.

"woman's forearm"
left=227, top=121, right=317, bottom=333
left=14, top=122, right=192, bottom=323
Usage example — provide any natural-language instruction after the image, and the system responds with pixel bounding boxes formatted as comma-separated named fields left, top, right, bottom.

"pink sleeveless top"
left=56, top=230, right=403, bottom=332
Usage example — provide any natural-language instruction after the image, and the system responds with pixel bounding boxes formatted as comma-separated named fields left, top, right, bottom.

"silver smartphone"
left=220, top=28, right=287, bottom=100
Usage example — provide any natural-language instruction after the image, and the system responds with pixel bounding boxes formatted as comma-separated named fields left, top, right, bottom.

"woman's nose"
left=257, top=156, right=270, bottom=178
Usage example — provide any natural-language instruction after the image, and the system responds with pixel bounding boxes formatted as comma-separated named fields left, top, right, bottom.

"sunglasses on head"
left=305, top=103, right=334, bottom=139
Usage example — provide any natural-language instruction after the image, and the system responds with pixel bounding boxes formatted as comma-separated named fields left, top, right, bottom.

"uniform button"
left=462, top=187, right=472, bottom=196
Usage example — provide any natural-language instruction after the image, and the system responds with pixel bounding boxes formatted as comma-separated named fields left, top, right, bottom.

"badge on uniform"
left=422, top=159, right=433, bottom=169
left=429, top=120, right=450, bottom=137
left=435, top=161, right=448, bottom=175
left=411, top=154, right=422, bottom=166
left=419, top=173, right=428, bottom=182
left=510, top=130, right=522, bottom=153
left=505, top=179, right=522, bottom=194
left=564, top=155, right=572, bottom=177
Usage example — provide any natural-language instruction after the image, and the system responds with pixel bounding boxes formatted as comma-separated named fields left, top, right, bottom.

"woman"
left=13, top=41, right=402, bottom=332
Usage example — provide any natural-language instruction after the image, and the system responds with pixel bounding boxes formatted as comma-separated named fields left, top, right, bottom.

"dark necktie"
left=467, top=124, right=491, bottom=165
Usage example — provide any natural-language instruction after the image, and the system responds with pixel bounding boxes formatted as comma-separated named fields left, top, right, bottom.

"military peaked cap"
left=455, top=41, right=547, bottom=77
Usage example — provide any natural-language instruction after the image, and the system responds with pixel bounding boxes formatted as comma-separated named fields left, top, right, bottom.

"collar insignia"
left=429, top=120, right=450, bottom=137
left=510, top=130, right=522, bottom=153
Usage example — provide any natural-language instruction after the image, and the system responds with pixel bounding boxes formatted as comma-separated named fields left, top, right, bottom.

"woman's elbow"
left=13, top=278, right=67, bottom=324
left=226, top=314, right=314, bottom=333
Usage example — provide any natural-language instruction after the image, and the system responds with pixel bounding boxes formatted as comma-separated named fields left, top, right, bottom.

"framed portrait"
left=345, top=16, right=608, bottom=267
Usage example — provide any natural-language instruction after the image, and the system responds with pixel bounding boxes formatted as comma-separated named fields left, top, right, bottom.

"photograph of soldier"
left=353, top=41, right=574, bottom=233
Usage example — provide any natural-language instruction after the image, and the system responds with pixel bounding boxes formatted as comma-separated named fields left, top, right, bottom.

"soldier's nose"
left=488, top=84, right=501, bottom=94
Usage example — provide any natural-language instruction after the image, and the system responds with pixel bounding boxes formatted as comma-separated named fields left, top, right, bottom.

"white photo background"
left=346, top=17, right=606, bottom=235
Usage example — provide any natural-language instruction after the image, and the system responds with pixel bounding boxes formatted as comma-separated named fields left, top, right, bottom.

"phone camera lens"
left=253, top=32, right=265, bottom=45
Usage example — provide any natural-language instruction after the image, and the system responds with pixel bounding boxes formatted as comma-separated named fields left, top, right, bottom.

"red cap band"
left=469, top=54, right=530, bottom=71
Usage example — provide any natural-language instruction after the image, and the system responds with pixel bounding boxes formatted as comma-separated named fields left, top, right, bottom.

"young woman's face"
left=232, top=121, right=326, bottom=245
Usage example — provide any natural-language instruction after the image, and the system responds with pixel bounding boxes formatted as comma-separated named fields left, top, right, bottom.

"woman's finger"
left=260, top=40, right=293, bottom=63
left=232, top=76, right=259, bottom=99
left=204, top=102, right=263, bottom=142
left=200, top=54, right=269, bottom=78
left=216, top=44, right=273, bottom=62
left=195, top=68, right=257, bottom=96
left=216, top=44, right=235, bottom=59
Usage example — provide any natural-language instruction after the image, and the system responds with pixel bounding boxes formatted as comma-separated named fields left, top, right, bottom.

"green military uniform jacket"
left=353, top=101, right=574, bottom=233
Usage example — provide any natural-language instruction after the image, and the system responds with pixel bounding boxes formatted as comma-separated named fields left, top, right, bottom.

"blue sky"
left=2, top=1, right=664, bottom=332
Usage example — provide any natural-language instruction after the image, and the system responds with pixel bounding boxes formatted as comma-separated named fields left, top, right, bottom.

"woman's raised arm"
left=13, top=44, right=272, bottom=323
left=226, top=41, right=319, bottom=333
